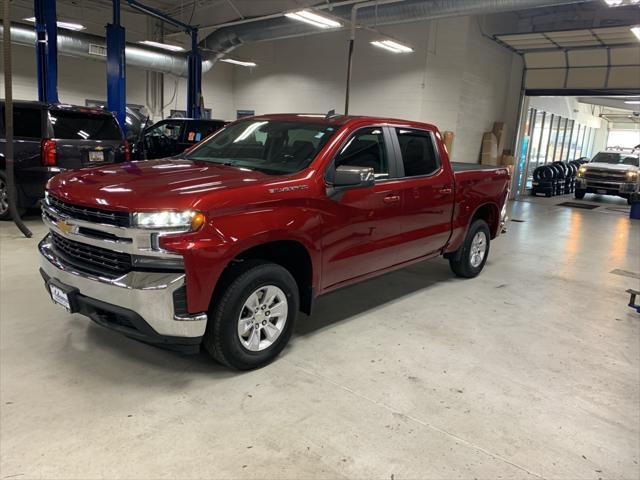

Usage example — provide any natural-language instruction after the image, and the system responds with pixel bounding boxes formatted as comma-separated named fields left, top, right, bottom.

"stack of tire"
left=531, top=160, right=580, bottom=197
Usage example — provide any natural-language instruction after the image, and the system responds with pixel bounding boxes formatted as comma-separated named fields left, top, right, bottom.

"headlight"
left=132, top=210, right=206, bottom=231
left=626, top=171, right=638, bottom=181
left=577, top=166, right=587, bottom=177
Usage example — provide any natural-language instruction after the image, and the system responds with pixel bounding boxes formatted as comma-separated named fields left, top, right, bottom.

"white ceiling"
left=8, top=0, right=328, bottom=44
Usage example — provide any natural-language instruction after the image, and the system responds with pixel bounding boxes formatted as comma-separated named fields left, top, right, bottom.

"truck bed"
left=451, top=162, right=503, bottom=172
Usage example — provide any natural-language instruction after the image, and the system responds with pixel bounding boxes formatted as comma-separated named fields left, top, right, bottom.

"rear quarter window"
left=13, top=107, right=43, bottom=138
left=50, top=111, right=122, bottom=140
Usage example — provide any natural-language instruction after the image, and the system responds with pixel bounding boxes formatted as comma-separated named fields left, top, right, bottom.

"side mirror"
left=327, top=165, right=375, bottom=198
left=334, top=165, right=375, bottom=188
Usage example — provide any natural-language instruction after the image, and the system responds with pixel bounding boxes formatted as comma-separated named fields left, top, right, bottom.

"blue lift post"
left=125, top=0, right=202, bottom=119
left=34, top=0, right=59, bottom=103
left=106, top=0, right=126, bottom=132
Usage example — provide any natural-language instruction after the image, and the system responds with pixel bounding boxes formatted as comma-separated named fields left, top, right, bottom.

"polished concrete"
left=1, top=195, right=638, bottom=479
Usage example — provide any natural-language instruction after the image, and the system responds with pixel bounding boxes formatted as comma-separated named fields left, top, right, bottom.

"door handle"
left=439, top=187, right=453, bottom=194
left=383, top=195, right=401, bottom=204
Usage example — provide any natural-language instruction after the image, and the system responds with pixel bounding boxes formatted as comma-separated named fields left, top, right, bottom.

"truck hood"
left=586, top=162, right=639, bottom=172
left=47, top=158, right=273, bottom=211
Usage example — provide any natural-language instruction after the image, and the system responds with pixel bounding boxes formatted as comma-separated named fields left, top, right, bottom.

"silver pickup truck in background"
left=575, top=150, right=640, bottom=205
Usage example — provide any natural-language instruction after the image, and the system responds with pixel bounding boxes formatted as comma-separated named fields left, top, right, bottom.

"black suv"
left=0, top=101, right=128, bottom=219
left=133, top=118, right=226, bottom=160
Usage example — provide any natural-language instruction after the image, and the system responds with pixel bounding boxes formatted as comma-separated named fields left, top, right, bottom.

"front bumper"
left=577, top=178, right=639, bottom=195
left=39, top=235, right=206, bottom=352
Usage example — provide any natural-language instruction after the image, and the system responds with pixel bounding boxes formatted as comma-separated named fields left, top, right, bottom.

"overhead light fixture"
left=370, top=40, right=414, bottom=53
left=625, top=100, right=640, bottom=104
left=604, top=0, right=640, bottom=5
left=138, top=40, right=185, bottom=52
left=220, top=58, right=257, bottom=67
left=285, top=10, right=342, bottom=29
left=632, top=26, right=640, bottom=41
left=23, top=16, right=85, bottom=31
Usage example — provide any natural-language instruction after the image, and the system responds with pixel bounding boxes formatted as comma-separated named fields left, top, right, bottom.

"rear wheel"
left=203, top=261, right=299, bottom=370
left=0, top=172, right=23, bottom=221
left=448, top=219, right=490, bottom=278
left=574, top=188, right=586, bottom=200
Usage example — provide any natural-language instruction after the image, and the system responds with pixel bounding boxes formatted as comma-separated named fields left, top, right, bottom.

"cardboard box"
left=442, top=131, right=454, bottom=156
left=492, top=122, right=506, bottom=160
left=500, top=154, right=515, bottom=167
left=480, top=132, right=498, bottom=165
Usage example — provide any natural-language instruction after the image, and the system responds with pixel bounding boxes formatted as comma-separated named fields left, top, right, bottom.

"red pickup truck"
left=39, top=114, right=510, bottom=369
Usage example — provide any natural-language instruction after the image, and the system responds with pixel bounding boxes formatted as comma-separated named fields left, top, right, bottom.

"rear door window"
left=13, top=107, right=43, bottom=138
left=183, top=121, right=225, bottom=143
left=395, top=128, right=440, bottom=177
left=50, top=110, right=122, bottom=140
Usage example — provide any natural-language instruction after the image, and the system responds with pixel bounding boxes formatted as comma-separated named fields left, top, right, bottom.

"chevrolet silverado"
left=39, top=114, right=510, bottom=369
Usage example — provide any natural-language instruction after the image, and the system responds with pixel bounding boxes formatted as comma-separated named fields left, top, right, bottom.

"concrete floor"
left=1, top=195, right=638, bottom=479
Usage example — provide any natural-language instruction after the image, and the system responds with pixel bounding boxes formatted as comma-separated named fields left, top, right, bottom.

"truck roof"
left=249, top=113, right=438, bottom=131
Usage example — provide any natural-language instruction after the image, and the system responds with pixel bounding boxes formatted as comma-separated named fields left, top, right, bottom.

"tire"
left=203, top=261, right=299, bottom=370
left=0, top=171, right=21, bottom=221
left=627, top=196, right=633, bottom=206
left=574, top=189, right=586, bottom=200
left=448, top=219, right=491, bottom=279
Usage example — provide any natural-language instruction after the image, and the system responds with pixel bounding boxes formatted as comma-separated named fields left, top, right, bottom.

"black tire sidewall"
left=464, top=221, right=490, bottom=276
left=575, top=189, right=586, bottom=199
left=208, top=263, right=299, bottom=369
left=450, top=219, right=491, bottom=278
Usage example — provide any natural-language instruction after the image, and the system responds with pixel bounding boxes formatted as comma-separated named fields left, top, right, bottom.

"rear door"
left=2, top=105, right=45, bottom=198
left=48, top=109, right=125, bottom=168
left=389, top=127, right=455, bottom=258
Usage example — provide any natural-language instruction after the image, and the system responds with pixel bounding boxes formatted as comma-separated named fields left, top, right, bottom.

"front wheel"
left=574, top=188, right=586, bottom=200
left=203, top=261, right=299, bottom=370
left=448, top=219, right=490, bottom=278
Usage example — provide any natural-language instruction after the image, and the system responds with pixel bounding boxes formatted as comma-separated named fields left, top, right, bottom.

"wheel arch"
left=213, top=237, right=317, bottom=316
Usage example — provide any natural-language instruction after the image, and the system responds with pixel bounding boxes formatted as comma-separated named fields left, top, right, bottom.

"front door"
left=321, top=126, right=406, bottom=289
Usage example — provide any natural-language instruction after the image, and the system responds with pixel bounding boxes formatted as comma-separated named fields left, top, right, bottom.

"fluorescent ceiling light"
left=23, top=16, right=85, bottom=31
left=625, top=100, right=640, bottom=104
left=370, top=40, right=414, bottom=53
left=604, top=0, right=640, bottom=5
left=632, top=26, right=640, bottom=41
left=220, top=58, right=257, bottom=67
left=138, top=40, right=185, bottom=52
left=285, top=10, right=341, bottom=29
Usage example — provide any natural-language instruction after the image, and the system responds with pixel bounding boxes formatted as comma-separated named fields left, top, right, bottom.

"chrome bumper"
left=39, top=235, right=207, bottom=339
left=578, top=178, right=639, bottom=193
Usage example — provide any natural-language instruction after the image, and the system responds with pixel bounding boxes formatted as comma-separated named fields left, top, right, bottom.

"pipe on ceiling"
left=0, top=23, right=212, bottom=77
left=200, top=0, right=594, bottom=62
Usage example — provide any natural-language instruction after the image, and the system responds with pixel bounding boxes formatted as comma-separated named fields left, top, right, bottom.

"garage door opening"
left=513, top=94, right=640, bottom=196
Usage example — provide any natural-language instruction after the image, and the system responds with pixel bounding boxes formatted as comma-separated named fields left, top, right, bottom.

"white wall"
left=3, top=15, right=523, bottom=163
left=230, top=16, right=522, bottom=163
left=2, top=44, right=236, bottom=121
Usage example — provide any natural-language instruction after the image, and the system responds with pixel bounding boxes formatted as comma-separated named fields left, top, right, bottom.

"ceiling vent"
left=88, top=44, right=107, bottom=57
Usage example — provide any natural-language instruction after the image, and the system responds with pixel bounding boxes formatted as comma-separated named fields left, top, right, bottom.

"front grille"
left=51, top=232, right=132, bottom=277
left=48, top=195, right=131, bottom=227
left=584, top=169, right=627, bottom=182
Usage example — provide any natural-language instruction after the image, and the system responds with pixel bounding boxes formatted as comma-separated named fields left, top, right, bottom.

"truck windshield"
left=591, top=152, right=639, bottom=167
left=50, top=110, right=122, bottom=140
left=184, top=120, right=337, bottom=175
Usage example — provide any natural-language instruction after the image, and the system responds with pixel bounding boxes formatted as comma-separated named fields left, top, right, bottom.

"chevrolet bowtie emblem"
left=57, top=219, right=76, bottom=235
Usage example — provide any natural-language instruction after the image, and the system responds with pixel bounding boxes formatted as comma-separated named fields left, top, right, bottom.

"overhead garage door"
left=496, top=27, right=640, bottom=91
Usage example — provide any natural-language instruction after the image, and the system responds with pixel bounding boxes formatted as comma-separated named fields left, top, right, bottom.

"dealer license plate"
left=88, top=151, right=104, bottom=162
left=49, top=284, right=71, bottom=310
